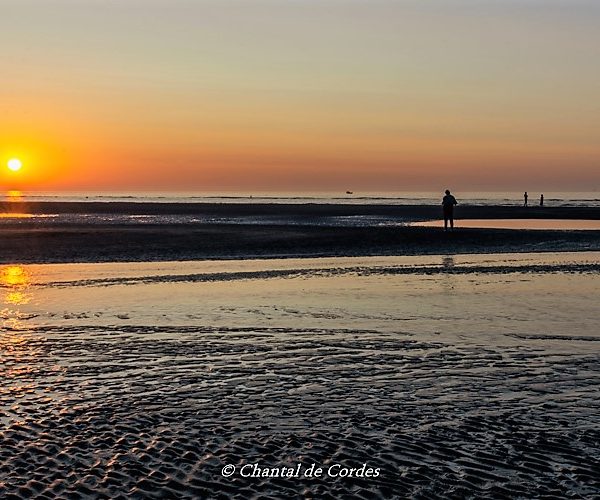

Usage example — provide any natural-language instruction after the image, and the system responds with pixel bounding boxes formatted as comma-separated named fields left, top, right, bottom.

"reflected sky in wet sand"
left=414, top=219, right=600, bottom=230
left=0, top=252, right=597, bottom=342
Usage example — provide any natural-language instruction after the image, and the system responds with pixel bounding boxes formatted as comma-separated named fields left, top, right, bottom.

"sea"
left=4, top=190, right=600, bottom=206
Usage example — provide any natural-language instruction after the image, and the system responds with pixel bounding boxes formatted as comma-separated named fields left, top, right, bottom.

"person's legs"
left=444, top=208, right=454, bottom=230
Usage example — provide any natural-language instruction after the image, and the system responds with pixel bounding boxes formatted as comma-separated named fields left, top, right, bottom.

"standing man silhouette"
left=524, top=192, right=528, bottom=207
left=540, top=194, right=544, bottom=207
left=442, top=189, right=458, bottom=231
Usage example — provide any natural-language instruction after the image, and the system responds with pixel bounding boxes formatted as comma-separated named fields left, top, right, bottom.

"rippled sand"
left=1, top=253, right=599, bottom=498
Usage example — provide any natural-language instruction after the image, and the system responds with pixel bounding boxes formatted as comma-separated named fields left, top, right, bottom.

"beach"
left=1, top=253, right=599, bottom=498
left=1, top=203, right=599, bottom=498
left=1, top=202, right=599, bottom=263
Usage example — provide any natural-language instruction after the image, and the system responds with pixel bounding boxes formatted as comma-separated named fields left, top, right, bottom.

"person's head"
left=445, top=189, right=450, bottom=195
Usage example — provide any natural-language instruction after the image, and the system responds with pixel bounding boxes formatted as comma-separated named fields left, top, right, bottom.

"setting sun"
left=7, top=158, right=22, bottom=172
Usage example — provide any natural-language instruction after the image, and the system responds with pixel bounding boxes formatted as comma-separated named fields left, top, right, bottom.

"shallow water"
left=415, top=219, right=600, bottom=230
left=1, top=253, right=599, bottom=497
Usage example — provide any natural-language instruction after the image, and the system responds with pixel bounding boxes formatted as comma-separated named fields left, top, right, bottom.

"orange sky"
left=1, top=1, right=599, bottom=192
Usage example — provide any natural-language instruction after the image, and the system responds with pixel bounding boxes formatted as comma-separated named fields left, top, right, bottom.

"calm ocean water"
left=7, top=191, right=600, bottom=207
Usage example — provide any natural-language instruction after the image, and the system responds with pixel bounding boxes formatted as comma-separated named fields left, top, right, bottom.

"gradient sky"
left=1, top=0, right=599, bottom=191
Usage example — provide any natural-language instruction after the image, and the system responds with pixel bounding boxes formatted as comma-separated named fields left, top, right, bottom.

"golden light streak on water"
left=5, top=190, right=23, bottom=202
left=1, top=266, right=34, bottom=327
left=2, top=266, right=29, bottom=288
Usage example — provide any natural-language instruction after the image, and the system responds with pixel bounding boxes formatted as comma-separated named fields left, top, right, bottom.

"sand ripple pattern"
left=1, top=325, right=599, bottom=498
left=14, top=261, right=600, bottom=290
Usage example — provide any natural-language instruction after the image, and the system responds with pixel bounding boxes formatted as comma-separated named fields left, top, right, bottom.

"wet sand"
left=0, top=203, right=599, bottom=263
left=415, top=218, right=600, bottom=230
left=0, top=254, right=599, bottom=498
left=2, top=224, right=599, bottom=264
left=1, top=202, right=599, bottom=497
left=2, top=200, right=599, bottom=218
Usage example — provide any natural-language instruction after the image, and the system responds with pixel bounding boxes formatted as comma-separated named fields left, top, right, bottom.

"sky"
left=0, top=0, right=599, bottom=192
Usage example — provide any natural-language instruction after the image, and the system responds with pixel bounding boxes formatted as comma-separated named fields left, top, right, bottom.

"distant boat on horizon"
left=346, top=191, right=353, bottom=195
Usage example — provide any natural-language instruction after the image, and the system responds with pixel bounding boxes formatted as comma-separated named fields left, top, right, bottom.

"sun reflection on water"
left=5, top=291, right=30, bottom=306
left=0, top=262, right=66, bottom=425
left=5, top=190, right=23, bottom=202
left=1, top=265, right=34, bottom=327
left=3, top=266, right=29, bottom=287
left=1, top=190, right=34, bottom=218
left=0, top=264, right=45, bottom=408
left=2, top=190, right=60, bottom=218
left=0, top=213, right=37, bottom=218
left=2, top=189, right=28, bottom=217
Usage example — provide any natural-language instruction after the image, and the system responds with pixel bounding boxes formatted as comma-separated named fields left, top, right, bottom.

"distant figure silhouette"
left=442, top=189, right=458, bottom=231
left=524, top=192, right=528, bottom=207
left=540, top=194, right=544, bottom=207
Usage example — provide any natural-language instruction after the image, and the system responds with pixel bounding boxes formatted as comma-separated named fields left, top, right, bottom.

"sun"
left=7, top=158, right=22, bottom=172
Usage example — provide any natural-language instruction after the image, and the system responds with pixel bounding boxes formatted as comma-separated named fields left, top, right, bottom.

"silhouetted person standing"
left=524, top=192, right=528, bottom=207
left=442, top=189, right=458, bottom=231
left=540, top=194, right=544, bottom=207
